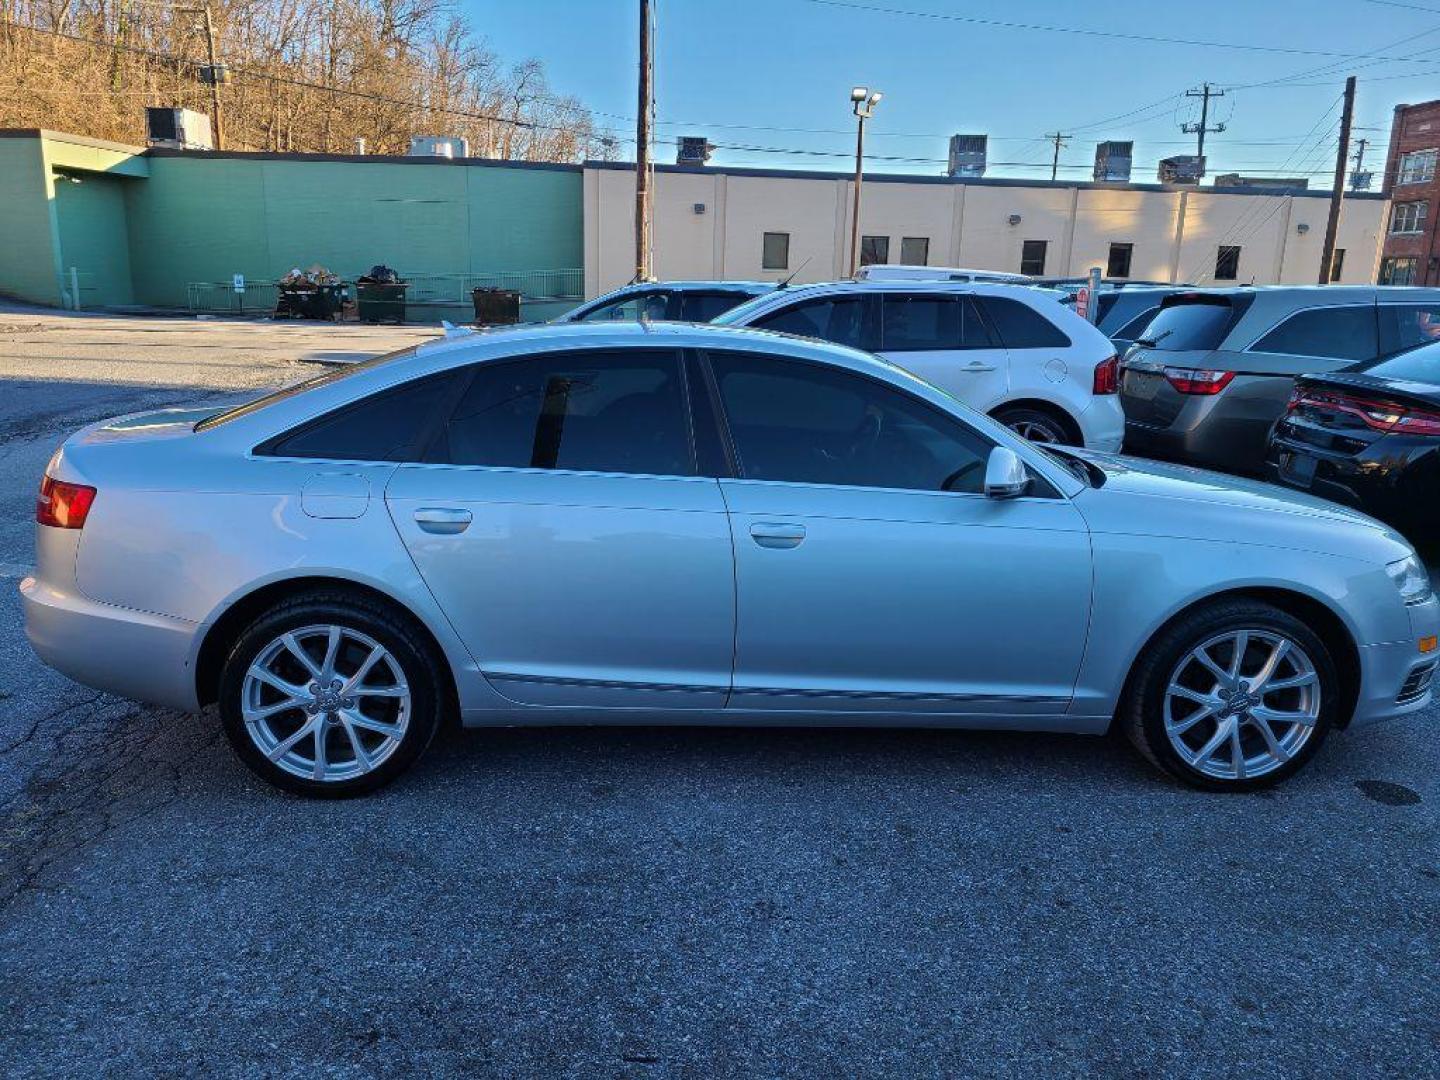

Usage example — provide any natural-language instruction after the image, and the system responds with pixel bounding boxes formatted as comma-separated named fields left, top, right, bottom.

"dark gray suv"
left=1120, top=286, right=1440, bottom=473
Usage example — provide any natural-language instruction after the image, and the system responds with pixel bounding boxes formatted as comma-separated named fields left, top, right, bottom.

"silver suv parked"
left=1120, top=286, right=1440, bottom=474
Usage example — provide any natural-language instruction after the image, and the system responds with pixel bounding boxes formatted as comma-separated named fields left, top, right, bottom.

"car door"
left=874, top=292, right=1009, bottom=410
left=702, top=348, right=1093, bottom=720
left=385, top=346, right=735, bottom=709
left=972, top=294, right=1078, bottom=405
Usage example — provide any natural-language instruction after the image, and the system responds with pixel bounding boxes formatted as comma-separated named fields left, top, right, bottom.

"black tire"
left=218, top=589, right=447, bottom=798
left=992, top=405, right=1075, bottom=446
left=1120, top=599, right=1339, bottom=792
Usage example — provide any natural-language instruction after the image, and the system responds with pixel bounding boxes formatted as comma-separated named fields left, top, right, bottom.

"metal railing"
left=184, top=269, right=582, bottom=316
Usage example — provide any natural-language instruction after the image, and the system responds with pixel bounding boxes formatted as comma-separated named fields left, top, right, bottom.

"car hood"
left=1061, top=448, right=1410, bottom=560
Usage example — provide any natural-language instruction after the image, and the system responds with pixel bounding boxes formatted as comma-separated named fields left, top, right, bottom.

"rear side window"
left=573, top=291, right=668, bottom=322
left=1378, top=303, right=1440, bottom=356
left=752, top=296, right=868, bottom=349
left=879, top=295, right=995, bottom=351
left=679, top=291, right=751, bottom=322
left=262, top=372, right=460, bottom=461
left=1136, top=299, right=1238, bottom=351
left=1250, top=305, right=1377, bottom=361
left=974, top=296, right=1071, bottom=349
left=430, top=349, right=693, bottom=477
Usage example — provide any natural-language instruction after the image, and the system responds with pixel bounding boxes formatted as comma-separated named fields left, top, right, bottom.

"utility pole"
left=847, top=87, right=882, bottom=277
left=1182, top=83, right=1226, bottom=176
left=1319, top=75, right=1358, bottom=286
left=199, top=4, right=224, bottom=150
left=1350, top=136, right=1370, bottom=191
left=1046, top=132, right=1070, bottom=182
left=634, top=0, right=653, bottom=282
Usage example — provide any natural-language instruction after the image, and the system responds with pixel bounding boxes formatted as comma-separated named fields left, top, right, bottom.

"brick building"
left=1380, top=99, right=1440, bottom=285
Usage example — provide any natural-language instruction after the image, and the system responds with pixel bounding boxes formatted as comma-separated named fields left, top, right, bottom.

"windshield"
left=194, top=345, right=419, bottom=431
left=1134, top=297, right=1239, bottom=352
left=712, top=291, right=787, bottom=326
left=1354, top=340, right=1440, bottom=383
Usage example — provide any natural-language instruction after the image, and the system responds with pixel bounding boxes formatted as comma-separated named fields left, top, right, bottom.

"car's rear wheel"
left=218, top=591, right=445, bottom=797
left=1121, top=599, right=1338, bottom=791
left=992, top=405, right=1074, bottom=445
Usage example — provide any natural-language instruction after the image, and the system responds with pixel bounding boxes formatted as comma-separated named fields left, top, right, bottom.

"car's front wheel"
left=218, top=590, right=446, bottom=797
left=1121, top=599, right=1339, bottom=791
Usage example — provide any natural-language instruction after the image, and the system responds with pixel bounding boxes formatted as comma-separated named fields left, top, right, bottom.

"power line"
left=790, top=0, right=1440, bottom=62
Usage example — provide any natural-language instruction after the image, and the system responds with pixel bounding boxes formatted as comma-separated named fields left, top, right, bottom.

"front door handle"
left=962, top=361, right=998, bottom=372
left=414, top=507, right=473, bottom=535
left=750, top=522, right=806, bottom=549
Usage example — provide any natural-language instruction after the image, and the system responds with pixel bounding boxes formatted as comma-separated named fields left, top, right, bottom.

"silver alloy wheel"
left=240, top=624, right=411, bottom=782
left=1007, top=419, right=1061, bottom=444
left=1163, top=629, right=1321, bottom=781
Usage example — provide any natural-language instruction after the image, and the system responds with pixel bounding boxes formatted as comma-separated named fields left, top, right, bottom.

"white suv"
left=715, top=281, right=1124, bottom=449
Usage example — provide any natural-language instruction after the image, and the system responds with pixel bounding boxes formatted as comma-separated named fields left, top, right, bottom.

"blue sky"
left=468, top=0, right=1440, bottom=182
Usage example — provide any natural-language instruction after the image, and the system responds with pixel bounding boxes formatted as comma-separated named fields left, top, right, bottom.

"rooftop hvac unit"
left=676, top=136, right=712, bottom=165
left=1158, top=154, right=1206, bottom=185
left=1094, top=141, right=1133, bottom=182
left=144, top=107, right=214, bottom=150
left=408, top=135, right=470, bottom=159
left=947, top=134, right=987, bottom=178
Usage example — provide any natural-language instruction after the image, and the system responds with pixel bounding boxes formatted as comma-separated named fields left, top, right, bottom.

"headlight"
left=1387, top=555, right=1433, bottom=606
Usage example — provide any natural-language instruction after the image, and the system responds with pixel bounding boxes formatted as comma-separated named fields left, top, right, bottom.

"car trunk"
left=1119, top=295, right=1249, bottom=427
left=1281, top=373, right=1440, bottom=456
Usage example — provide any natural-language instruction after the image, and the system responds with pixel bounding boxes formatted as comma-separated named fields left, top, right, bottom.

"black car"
left=1266, top=339, right=1440, bottom=546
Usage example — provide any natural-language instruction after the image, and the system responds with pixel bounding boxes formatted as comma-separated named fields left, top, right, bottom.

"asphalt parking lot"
left=1, top=307, right=1438, bottom=1077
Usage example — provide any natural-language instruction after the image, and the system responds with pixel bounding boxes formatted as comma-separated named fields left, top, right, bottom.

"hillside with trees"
left=0, top=0, right=612, bottom=159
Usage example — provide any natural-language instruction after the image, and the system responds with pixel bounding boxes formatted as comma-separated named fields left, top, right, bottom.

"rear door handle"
left=414, top=507, right=473, bottom=534
left=750, top=522, right=806, bottom=549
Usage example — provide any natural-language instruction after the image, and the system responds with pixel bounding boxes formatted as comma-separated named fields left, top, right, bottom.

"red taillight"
left=1163, top=367, right=1236, bottom=395
left=1092, top=354, right=1120, bottom=395
left=1295, top=389, right=1440, bottom=437
left=36, top=476, right=96, bottom=529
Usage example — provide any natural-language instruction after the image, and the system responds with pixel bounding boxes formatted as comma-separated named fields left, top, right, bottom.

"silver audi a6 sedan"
left=22, top=322, right=1439, bottom=796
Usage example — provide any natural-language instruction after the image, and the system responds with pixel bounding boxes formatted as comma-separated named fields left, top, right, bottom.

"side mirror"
left=984, top=446, right=1030, bottom=499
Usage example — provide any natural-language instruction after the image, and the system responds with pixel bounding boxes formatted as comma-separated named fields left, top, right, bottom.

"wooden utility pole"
left=634, top=0, right=653, bottom=282
left=200, top=4, right=224, bottom=149
left=1319, top=75, right=1357, bottom=285
left=1046, top=132, right=1070, bottom=182
left=1182, top=83, right=1226, bottom=176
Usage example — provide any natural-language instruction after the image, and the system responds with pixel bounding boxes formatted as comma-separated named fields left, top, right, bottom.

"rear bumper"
left=1078, top=396, right=1125, bottom=453
left=20, top=574, right=202, bottom=711
left=1121, top=373, right=1292, bottom=473
left=1265, top=431, right=1440, bottom=544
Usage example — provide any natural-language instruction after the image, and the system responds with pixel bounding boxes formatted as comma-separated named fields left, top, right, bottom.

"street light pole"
left=848, top=86, right=882, bottom=278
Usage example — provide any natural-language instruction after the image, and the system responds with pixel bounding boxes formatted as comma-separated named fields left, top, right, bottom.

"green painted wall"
left=125, top=156, right=584, bottom=308
left=54, top=173, right=135, bottom=308
left=0, top=138, right=61, bottom=305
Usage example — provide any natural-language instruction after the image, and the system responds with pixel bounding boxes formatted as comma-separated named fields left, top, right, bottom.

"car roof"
left=738, top=279, right=1058, bottom=300
left=601, top=280, right=775, bottom=293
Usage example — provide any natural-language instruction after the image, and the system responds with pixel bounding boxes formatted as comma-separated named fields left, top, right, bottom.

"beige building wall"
left=583, top=164, right=1390, bottom=298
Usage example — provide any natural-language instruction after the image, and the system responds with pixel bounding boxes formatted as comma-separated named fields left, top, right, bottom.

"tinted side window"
left=1136, top=300, right=1238, bottom=351
left=680, top=292, right=751, bottom=322
left=1250, top=305, right=1377, bottom=361
left=1378, top=303, right=1440, bottom=356
left=880, top=295, right=995, bottom=351
left=707, top=350, right=994, bottom=494
left=752, top=297, right=868, bottom=349
left=975, top=297, right=1071, bottom=348
left=433, top=350, right=693, bottom=477
left=573, top=291, right=668, bottom=322
left=264, top=372, right=460, bottom=461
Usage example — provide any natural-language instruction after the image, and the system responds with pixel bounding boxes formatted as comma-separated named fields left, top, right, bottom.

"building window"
left=1106, top=243, right=1133, bottom=279
left=1379, top=256, right=1420, bottom=286
left=1397, top=148, right=1438, bottom=186
left=1391, top=201, right=1428, bottom=235
left=860, top=235, right=890, bottom=266
left=761, top=232, right=790, bottom=271
left=1330, top=248, right=1346, bottom=283
left=1215, top=245, right=1242, bottom=281
left=1020, top=240, right=1048, bottom=277
left=899, top=236, right=930, bottom=265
